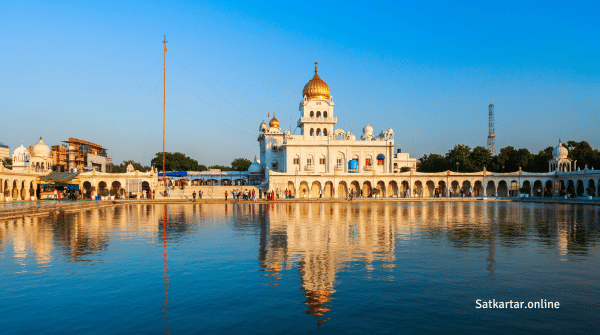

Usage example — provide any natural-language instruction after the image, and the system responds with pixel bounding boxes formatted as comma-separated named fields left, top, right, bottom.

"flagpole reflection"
left=162, top=206, right=170, bottom=334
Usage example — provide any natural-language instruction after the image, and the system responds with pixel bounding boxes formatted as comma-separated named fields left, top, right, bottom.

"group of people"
left=229, top=189, right=256, bottom=200
left=191, top=189, right=203, bottom=201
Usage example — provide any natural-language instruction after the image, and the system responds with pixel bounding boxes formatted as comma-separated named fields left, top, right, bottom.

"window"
left=377, top=159, right=384, bottom=165
left=310, top=111, right=314, bottom=117
left=293, top=158, right=299, bottom=164
left=323, top=129, right=328, bottom=136
left=324, top=111, right=328, bottom=118
left=307, top=158, right=313, bottom=166
left=320, top=158, right=325, bottom=165
left=316, top=111, right=321, bottom=117
left=316, top=128, right=321, bottom=136
left=365, top=158, right=372, bottom=166
left=310, top=128, right=314, bottom=136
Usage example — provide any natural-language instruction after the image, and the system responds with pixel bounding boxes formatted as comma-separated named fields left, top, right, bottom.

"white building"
left=258, top=63, right=417, bottom=197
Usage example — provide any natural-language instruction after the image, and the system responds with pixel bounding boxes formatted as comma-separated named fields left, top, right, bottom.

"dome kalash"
left=269, top=114, right=280, bottom=128
left=302, top=62, right=330, bottom=100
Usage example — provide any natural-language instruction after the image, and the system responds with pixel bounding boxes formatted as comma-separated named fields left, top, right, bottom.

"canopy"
left=40, top=171, right=80, bottom=184
left=158, top=171, right=188, bottom=177
left=377, top=154, right=385, bottom=160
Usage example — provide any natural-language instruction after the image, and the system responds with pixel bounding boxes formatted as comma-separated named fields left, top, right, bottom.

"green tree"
left=417, top=153, right=448, bottom=172
left=469, top=146, right=492, bottom=171
left=567, top=141, right=600, bottom=170
left=528, top=147, right=553, bottom=172
left=446, top=144, right=474, bottom=172
left=1, top=158, right=12, bottom=169
left=151, top=152, right=207, bottom=172
left=231, top=158, right=252, bottom=171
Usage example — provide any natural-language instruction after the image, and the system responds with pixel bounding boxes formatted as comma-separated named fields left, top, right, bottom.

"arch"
left=350, top=181, right=360, bottom=196
left=83, top=181, right=92, bottom=198
left=576, top=180, right=584, bottom=197
left=324, top=181, right=334, bottom=198
left=323, top=129, right=328, bottom=136
left=316, top=111, right=321, bottom=117
left=323, top=111, right=328, bottom=118
left=388, top=181, right=398, bottom=197
left=12, top=180, right=18, bottom=199
left=437, top=181, right=447, bottom=197
left=533, top=180, right=543, bottom=197
left=271, top=159, right=278, bottom=171
left=310, top=128, right=314, bottom=136
left=400, top=181, right=410, bottom=197
left=338, top=181, right=348, bottom=198
left=375, top=181, right=386, bottom=198
left=462, top=180, right=472, bottom=197
left=509, top=180, right=519, bottom=197
left=587, top=179, right=596, bottom=196
left=310, top=181, right=322, bottom=198
left=426, top=180, right=435, bottom=197
left=316, top=128, right=321, bottom=136
left=362, top=181, right=372, bottom=197
left=299, top=181, right=309, bottom=198
left=473, top=180, right=483, bottom=197
left=566, top=180, right=575, bottom=197
left=486, top=181, right=496, bottom=197
left=450, top=180, right=459, bottom=197
left=287, top=181, right=296, bottom=197
left=497, top=180, right=508, bottom=197
left=98, top=181, right=107, bottom=191
left=142, top=181, right=150, bottom=195
left=414, top=181, right=423, bottom=198
left=522, top=180, right=532, bottom=196
left=20, top=181, right=26, bottom=200
left=4, top=179, right=9, bottom=197
left=310, top=111, right=314, bottom=117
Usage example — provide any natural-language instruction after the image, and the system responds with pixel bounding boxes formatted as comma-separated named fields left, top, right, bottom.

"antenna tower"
left=487, top=102, right=496, bottom=155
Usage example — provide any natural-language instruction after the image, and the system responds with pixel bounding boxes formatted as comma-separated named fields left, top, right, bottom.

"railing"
left=363, top=165, right=373, bottom=171
left=334, top=165, right=344, bottom=171
left=304, top=165, right=315, bottom=171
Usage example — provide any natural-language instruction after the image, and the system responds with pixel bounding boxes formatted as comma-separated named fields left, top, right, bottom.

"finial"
left=315, top=62, right=318, bottom=73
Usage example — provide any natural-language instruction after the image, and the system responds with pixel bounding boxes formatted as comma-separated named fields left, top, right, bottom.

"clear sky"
left=1, top=0, right=599, bottom=166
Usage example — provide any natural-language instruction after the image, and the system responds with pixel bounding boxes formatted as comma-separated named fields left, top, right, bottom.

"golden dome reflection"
left=302, top=62, right=330, bottom=100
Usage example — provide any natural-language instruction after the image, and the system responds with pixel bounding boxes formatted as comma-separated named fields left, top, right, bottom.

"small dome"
left=259, top=120, right=267, bottom=132
left=13, top=142, right=29, bottom=156
left=552, top=140, right=568, bottom=159
left=32, top=137, right=50, bottom=157
left=363, top=123, right=373, bottom=136
left=248, top=156, right=263, bottom=174
left=269, top=114, right=280, bottom=128
left=302, top=62, right=330, bottom=100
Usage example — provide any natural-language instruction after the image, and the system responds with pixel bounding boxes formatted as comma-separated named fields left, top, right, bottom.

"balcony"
left=363, top=165, right=373, bottom=171
left=334, top=165, right=344, bottom=171
left=304, top=165, right=315, bottom=171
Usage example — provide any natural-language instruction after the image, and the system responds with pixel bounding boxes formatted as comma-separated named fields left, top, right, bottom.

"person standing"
left=192, top=191, right=196, bottom=201
left=319, top=188, right=322, bottom=199
left=225, top=191, right=228, bottom=200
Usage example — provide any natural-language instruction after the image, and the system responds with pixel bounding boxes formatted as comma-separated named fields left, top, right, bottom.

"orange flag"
left=164, top=44, right=167, bottom=52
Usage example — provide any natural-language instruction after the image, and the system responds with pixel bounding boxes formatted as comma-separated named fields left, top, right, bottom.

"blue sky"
left=1, top=0, right=598, bottom=166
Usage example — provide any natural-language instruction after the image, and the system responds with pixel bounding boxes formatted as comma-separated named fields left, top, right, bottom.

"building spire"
left=315, top=61, right=318, bottom=73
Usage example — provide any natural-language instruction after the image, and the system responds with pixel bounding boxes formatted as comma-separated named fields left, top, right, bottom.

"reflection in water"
left=162, top=207, right=170, bottom=335
left=1, top=202, right=599, bottom=331
left=258, top=202, right=600, bottom=326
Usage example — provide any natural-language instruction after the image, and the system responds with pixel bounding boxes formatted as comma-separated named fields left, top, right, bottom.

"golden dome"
left=269, top=114, right=280, bottom=128
left=302, top=62, right=330, bottom=100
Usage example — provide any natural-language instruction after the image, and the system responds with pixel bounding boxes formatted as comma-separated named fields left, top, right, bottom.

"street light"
left=456, top=162, right=459, bottom=173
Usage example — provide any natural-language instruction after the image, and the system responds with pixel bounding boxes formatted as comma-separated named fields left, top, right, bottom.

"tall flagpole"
left=162, top=35, right=167, bottom=184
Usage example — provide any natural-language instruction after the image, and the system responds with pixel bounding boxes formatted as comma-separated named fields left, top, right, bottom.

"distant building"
left=0, top=143, right=9, bottom=161
left=51, top=138, right=109, bottom=172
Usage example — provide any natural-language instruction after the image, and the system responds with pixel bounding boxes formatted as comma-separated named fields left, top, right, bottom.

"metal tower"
left=487, top=102, right=496, bottom=155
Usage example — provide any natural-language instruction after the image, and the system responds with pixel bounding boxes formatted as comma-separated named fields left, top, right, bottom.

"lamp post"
left=456, top=162, right=459, bottom=173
